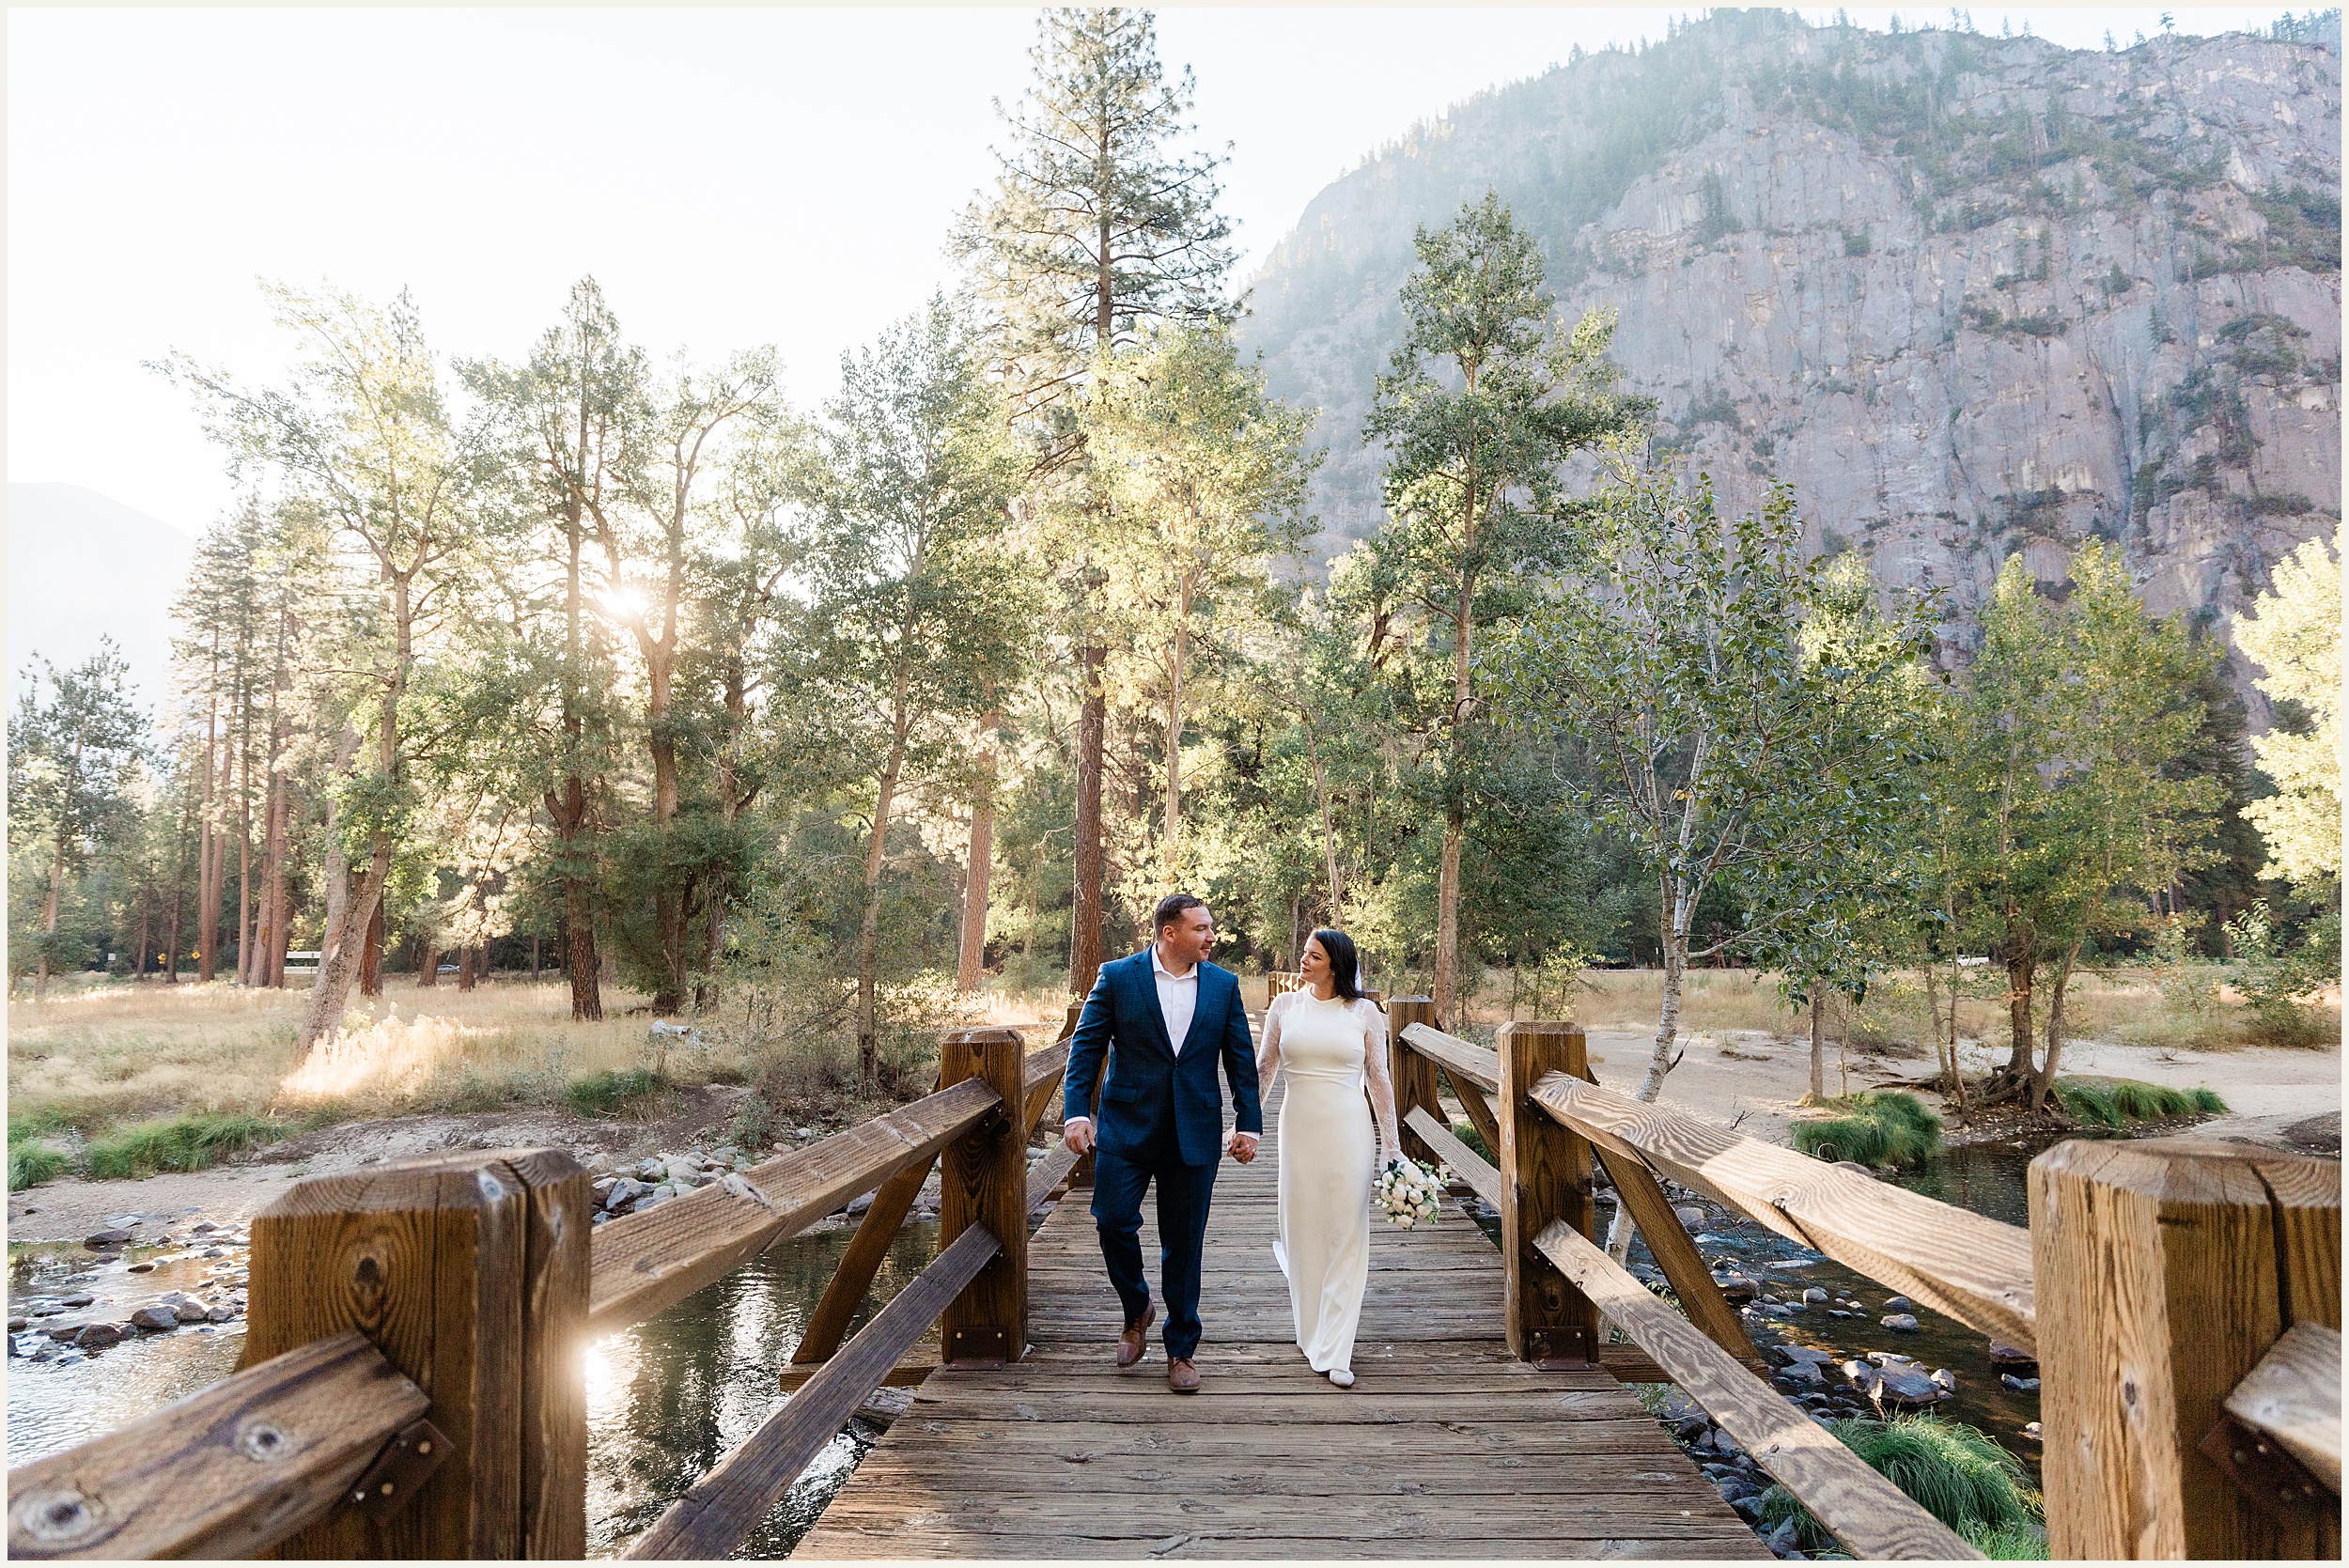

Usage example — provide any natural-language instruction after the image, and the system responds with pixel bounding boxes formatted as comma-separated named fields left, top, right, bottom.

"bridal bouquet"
left=1375, top=1156, right=1446, bottom=1228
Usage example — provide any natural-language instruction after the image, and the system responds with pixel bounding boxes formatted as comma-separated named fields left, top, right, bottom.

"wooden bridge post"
left=1497, top=1020, right=1598, bottom=1367
left=1388, top=995, right=1441, bottom=1167
left=939, top=1026, right=1029, bottom=1366
left=241, top=1148, right=592, bottom=1559
left=2031, top=1138, right=2341, bottom=1560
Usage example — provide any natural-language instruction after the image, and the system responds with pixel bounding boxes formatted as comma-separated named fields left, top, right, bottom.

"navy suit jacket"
left=1064, top=949, right=1263, bottom=1168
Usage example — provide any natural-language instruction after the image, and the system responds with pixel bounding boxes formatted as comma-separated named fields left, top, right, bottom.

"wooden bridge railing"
left=6, top=1022, right=1081, bottom=1562
left=1389, top=1005, right=2342, bottom=1561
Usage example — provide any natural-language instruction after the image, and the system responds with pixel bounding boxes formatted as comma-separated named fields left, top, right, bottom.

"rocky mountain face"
left=1240, top=10, right=2341, bottom=710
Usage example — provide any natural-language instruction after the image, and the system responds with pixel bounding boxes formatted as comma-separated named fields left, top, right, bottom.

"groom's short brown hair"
left=1153, top=893, right=1207, bottom=933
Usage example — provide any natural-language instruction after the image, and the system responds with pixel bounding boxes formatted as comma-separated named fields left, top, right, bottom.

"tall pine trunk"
left=957, top=704, right=1000, bottom=992
left=855, top=731, right=909, bottom=1088
left=359, top=901, right=383, bottom=998
left=1070, top=644, right=1107, bottom=996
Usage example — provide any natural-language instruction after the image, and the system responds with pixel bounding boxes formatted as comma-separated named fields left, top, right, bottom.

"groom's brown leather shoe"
left=1167, top=1357, right=1200, bottom=1393
left=1117, top=1305, right=1156, bottom=1368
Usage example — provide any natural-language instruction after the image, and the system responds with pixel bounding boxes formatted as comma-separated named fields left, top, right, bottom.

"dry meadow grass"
left=8, top=977, right=680, bottom=1133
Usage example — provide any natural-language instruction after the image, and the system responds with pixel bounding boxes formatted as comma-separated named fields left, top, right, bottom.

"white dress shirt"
left=1152, top=946, right=1200, bottom=1056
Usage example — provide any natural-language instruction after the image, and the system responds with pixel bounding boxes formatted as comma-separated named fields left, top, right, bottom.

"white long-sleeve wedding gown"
left=1258, top=989, right=1402, bottom=1378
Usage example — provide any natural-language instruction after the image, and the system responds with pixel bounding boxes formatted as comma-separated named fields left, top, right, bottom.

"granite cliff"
left=1241, top=10, right=2341, bottom=707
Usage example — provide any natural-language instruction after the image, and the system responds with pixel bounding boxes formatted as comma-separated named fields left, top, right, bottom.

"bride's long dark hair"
left=1308, top=927, right=1380, bottom=1009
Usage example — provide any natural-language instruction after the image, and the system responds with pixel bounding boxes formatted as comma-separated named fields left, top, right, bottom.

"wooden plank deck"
left=796, top=1083, right=1764, bottom=1560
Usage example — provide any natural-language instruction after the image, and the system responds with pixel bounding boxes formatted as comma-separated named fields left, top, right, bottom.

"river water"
left=10, top=1140, right=2059, bottom=1553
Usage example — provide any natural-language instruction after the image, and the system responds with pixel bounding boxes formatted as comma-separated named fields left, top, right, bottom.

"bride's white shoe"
left=1326, top=1367, right=1355, bottom=1388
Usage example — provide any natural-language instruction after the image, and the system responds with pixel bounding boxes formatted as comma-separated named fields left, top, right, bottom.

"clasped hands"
left=1061, top=1117, right=1259, bottom=1164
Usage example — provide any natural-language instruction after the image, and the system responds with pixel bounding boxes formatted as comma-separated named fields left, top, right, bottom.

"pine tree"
left=956, top=7, right=1237, bottom=997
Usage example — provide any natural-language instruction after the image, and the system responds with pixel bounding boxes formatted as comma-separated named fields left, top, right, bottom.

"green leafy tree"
left=1085, top=323, right=1317, bottom=875
left=461, top=277, right=653, bottom=1020
left=162, top=285, right=491, bottom=1051
left=1489, top=469, right=1930, bottom=1173
left=1363, top=191, right=1650, bottom=1022
left=791, top=300, right=1026, bottom=1087
left=1933, top=547, right=2225, bottom=1110
left=2237, top=533, right=2340, bottom=889
left=8, top=641, right=147, bottom=997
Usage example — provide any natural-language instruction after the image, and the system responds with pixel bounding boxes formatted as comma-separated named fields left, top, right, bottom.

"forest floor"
left=8, top=968, right=2336, bottom=1243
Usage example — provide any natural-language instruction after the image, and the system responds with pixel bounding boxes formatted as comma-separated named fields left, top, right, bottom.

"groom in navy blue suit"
left=1062, top=893, right=1262, bottom=1393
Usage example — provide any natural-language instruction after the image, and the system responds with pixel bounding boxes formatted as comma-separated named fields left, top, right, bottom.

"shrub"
left=2053, top=1077, right=2226, bottom=1128
left=1791, top=1092, right=1942, bottom=1169
left=84, top=1112, right=282, bottom=1180
left=1761, top=1413, right=2042, bottom=1553
left=8, top=1143, right=70, bottom=1191
left=1451, top=1119, right=1494, bottom=1164
left=565, top=1068, right=670, bottom=1118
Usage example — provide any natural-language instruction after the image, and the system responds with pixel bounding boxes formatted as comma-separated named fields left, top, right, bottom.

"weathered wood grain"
left=506, top=1146, right=591, bottom=1559
left=1532, top=1219, right=1980, bottom=1560
left=939, top=1027, right=1028, bottom=1366
left=1022, top=1036, right=1070, bottom=1134
left=586, top=1076, right=998, bottom=1336
left=1400, top=1020, right=1500, bottom=1092
left=2226, top=1322, right=2342, bottom=1496
left=798, top=1077, right=1761, bottom=1560
left=623, top=1225, right=1001, bottom=1560
left=1594, top=1141, right=1766, bottom=1373
left=1532, top=1071, right=2036, bottom=1350
left=791, top=1153, right=941, bottom=1368
left=2032, top=1138, right=2338, bottom=1559
left=1406, top=1106, right=1501, bottom=1208
left=5, top=1331, right=427, bottom=1560
left=241, top=1149, right=577, bottom=1559
left=1387, top=997, right=1442, bottom=1167
left=1501, top=1022, right=1597, bottom=1364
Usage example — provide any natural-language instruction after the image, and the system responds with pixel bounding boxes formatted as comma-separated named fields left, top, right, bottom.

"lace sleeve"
left=1359, top=1001, right=1401, bottom=1166
left=1257, top=990, right=1287, bottom=1092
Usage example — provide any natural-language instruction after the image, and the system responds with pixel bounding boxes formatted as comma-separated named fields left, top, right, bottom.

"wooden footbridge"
left=9, top=1001, right=2341, bottom=1560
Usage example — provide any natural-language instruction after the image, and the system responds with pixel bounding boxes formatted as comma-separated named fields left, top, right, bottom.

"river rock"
left=1778, top=1360, right=1828, bottom=1388
left=1873, top=1367, right=1945, bottom=1407
left=1803, top=1286, right=1828, bottom=1304
left=2000, top=1373, right=2041, bottom=1391
left=1713, top=1272, right=1761, bottom=1303
left=129, top=1305, right=179, bottom=1331
left=1987, top=1341, right=2039, bottom=1374
left=84, top=1229, right=132, bottom=1250
left=73, top=1323, right=123, bottom=1349
left=635, top=1157, right=668, bottom=1182
left=5, top=1318, right=23, bottom=1333
left=172, top=1301, right=210, bottom=1324
left=1880, top=1313, right=1921, bottom=1334
left=604, top=1178, right=648, bottom=1210
left=1770, top=1344, right=1836, bottom=1367
left=1883, top=1296, right=1912, bottom=1311
left=1673, top=1204, right=1705, bottom=1228
left=60, top=1292, right=94, bottom=1308
left=190, top=1221, right=217, bottom=1234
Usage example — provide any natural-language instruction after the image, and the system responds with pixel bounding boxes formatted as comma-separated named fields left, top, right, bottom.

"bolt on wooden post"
left=1498, top=1020, right=1598, bottom=1367
left=1386, top=996, right=1441, bottom=1167
left=2031, top=1138, right=2341, bottom=1560
left=939, top=1026, right=1029, bottom=1367
left=241, top=1148, right=592, bottom=1559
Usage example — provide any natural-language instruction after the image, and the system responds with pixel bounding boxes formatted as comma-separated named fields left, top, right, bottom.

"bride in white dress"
left=1256, top=927, right=1400, bottom=1388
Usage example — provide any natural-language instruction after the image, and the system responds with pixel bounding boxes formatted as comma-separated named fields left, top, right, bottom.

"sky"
left=8, top=5, right=2312, bottom=538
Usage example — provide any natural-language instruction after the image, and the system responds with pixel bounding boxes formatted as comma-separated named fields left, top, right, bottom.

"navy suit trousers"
left=1089, top=1116, right=1219, bottom=1360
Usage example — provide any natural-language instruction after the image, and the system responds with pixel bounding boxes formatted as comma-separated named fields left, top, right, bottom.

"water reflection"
left=585, top=1213, right=941, bottom=1558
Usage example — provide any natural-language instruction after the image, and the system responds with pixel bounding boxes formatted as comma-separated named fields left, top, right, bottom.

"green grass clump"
left=83, top=1112, right=283, bottom=1180
left=565, top=1067, right=670, bottom=1117
left=9, top=1143, right=71, bottom=1191
left=1792, top=1091, right=1943, bottom=1169
left=1450, top=1119, right=1494, bottom=1164
left=1760, top=1413, right=2043, bottom=1555
left=2053, top=1077, right=2226, bottom=1128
